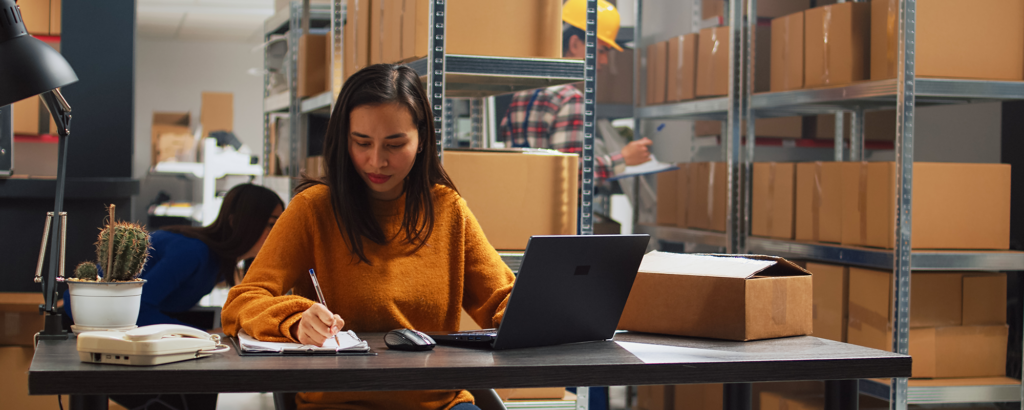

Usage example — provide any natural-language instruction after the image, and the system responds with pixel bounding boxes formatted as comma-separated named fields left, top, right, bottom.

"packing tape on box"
left=766, top=162, right=777, bottom=236
left=858, top=162, right=868, bottom=244
left=710, top=29, right=720, bottom=94
left=887, top=0, right=898, bottom=79
left=772, top=278, right=788, bottom=325
left=847, top=301, right=889, bottom=334
left=350, top=0, right=363, bottom=74
left=558, top=156, right=576, bottom=235
left=822, top=6, right=833, bottom=85
left=676, top=36, right=685, bottom=99
left=812, top=162, right=823, bottom=242
left=782, top=16, right=793, bottom=90
left=707, top=162, right=716, bottom=226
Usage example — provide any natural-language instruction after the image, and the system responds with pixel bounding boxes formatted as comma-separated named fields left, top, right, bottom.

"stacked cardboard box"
left=666, top=34, right=698, bottom=103
left=646, top=41, right=669, bottom=105
left=655, top=165, right=689, bottom=228
left=16, top=0, right=61, bottom=35
left=686, top=162, right=726, bottom=232
left=0, top=293, right=69, bottom=408
left=847, top=268, right=1008, bottom=378
left=200, top=92, right=233, bottom=140
left=298, top=34, right=328, bottom=98
left=598, top=48, right=634, bottom=104
left=812, top=110, right=897, bottom=142
left=151, top=112, right=194, bottom=164
left=808, top=263, right=848, bottom=342
left=751, top=162, right=796, bottom=239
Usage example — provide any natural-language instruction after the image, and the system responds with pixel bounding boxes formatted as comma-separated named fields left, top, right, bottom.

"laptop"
left=427, top=234, right=650, bottom=350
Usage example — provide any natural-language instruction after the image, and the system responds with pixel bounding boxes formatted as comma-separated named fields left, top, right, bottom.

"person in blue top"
left=63, top=183, right=284, bottom=329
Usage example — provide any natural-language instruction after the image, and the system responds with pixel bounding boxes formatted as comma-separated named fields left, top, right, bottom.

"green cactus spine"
left=74, top=262, right=98, bottom=281
left=95, top=221, right=151, bottom=282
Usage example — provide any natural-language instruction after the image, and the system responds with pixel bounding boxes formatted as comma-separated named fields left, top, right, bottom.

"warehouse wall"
left=132, top=38, right=265, bottom=222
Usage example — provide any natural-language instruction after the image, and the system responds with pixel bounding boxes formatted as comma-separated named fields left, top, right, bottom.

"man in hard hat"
left=500, top=0, right=652, bottom=184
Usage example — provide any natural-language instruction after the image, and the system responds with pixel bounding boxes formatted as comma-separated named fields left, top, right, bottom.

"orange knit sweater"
left=222, top=184, right=516, bottom=410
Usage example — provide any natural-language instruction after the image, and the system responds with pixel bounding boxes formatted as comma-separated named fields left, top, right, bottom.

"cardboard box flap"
left=640, top=252, right=810, bottom=279
left=152, top=112, right=190, bottom=127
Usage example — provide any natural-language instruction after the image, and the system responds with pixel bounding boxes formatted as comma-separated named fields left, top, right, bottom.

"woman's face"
left=348, top=102, right=421, bottom=201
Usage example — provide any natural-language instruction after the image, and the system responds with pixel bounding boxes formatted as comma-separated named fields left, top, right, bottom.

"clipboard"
left=231, top=329, right=377, bottom=356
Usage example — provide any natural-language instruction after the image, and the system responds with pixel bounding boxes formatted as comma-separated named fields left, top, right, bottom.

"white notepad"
left=236, top=329, right=370, bottom=354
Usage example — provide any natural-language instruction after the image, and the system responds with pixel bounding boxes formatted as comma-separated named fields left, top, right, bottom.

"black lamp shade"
left=0, top=0, right=77, bottom=106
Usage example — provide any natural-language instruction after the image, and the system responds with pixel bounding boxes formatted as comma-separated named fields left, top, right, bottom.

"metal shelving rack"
left=632, top=0, right=1024, bottom=408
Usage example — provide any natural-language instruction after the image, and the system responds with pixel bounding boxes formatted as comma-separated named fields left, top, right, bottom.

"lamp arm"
left=34, top=88, right=72, bottom=340
left=41, top=89, right=72, bottom=138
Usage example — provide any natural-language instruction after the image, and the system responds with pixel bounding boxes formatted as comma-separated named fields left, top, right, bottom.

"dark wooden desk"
left=30, top=332, right=910, bottom=409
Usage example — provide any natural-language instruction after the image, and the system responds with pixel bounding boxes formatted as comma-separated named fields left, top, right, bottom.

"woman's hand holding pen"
left=291, top=303, right=345, bottom=347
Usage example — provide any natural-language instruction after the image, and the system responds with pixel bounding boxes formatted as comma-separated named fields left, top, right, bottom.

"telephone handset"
left=77, top=324, right=231, bottom=366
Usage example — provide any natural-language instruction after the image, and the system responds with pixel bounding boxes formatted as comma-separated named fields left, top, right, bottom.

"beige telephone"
left=77, top=324, right=231, bottom=366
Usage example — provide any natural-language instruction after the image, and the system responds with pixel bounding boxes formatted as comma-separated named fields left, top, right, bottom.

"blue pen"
left=308, top=269, right=341, bottom=347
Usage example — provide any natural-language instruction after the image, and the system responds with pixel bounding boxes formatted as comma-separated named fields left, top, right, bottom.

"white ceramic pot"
left=67, top=280, right=146, bottom=329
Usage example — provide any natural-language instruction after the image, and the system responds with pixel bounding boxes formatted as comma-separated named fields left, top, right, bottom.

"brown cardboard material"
left=794, top=162, right=843, bottom=243
left=907, top=325, right=1008, bottom=378
left=380, top=0, right=403, bottom=64
left=674, top=163, right=690, bottom=229
left=753, top=24, right=772, bottom=93
left=813, top=110, right=896, bottom=141
left=636, top=385, right=673, bottom=410
left=696, top=27, right=729, bottom=97
left=49, top=0, right=61, bottom=36
left=871, top=0, right=1024, bottom=81
left=753, top=382, right=823, bottom=410
left=151, top=112, right=193, bottom=164
left=847, top=267, right=963, bottom=336
left=686, top=162, right=727, bottom=232
left=495, top=388, right=566, bottom=401
left=656, top=167, right=680, bottom=226
left=344, top=0, right=372, bottom=80
left=839, top=162, right=867, bottom=246
left=806, top=262, right=847, bottom=342
left=674, top=384, right=722, bottom=410
left=12, top=97, right=54, bottom=136
left=0, top=347, right=69, bottom=408
left=771, top=11, right=804, bottom=92
left=646, top=41, right=668, bottom=105
left=298, top=35, right=328, bottom=98
left=804, top=2, right=870, bottom=88
left=963, top=273, right=1007, bottom=326
left=0, top=293, right=46, bottom=346
left=598, top=48, right=634, bottom=104
left=751, top=162, right=795, bottom=239
left=859, top=162, right=1011, bottom=249
left=399, top=0, right=561, bottom=62
left=692, top=117, right=804, bottom=139
left=305, top=155, right=325, bottom=179
left=703, top=0, right=812, bottom=20
left=760, top=391, right=824, bottom=410
left=442, top=150, right=578, bottom=250
left=200, top=92, right=233, bottom=140
left=18, top=0, right=49, bottom=34
left=666, top=34, right=698, bottom=102
left=618, top=252, right=813, bottom=341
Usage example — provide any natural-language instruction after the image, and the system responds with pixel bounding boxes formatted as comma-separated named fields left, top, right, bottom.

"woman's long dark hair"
left=164, top=184, right=284, bottom=285
left=296, top=64, right=456, bottom=264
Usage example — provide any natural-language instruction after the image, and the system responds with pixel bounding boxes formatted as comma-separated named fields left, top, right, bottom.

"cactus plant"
left=74, top=262, right=98, bottom=281
left=95, top=221, right=151, bottom=282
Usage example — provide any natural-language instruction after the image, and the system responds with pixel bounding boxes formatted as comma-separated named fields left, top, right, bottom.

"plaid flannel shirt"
left=499, top=85, right=626, bottom=184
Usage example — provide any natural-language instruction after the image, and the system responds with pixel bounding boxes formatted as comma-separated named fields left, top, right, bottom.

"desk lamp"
left=0, top=0, right=79, bottom=339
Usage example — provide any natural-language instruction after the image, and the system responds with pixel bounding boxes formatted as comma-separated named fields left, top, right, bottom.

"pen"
left=308, top=268, right=341, bottom=348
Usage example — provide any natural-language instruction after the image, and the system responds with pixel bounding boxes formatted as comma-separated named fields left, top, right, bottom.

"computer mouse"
left=384, top=328, right=436, bottom=351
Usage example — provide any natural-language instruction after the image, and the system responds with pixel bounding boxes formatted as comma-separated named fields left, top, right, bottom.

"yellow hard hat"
left=562, top=0, right=624, bottom=52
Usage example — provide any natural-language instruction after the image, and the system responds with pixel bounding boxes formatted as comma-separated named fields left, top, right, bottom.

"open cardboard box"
left=619, top=252, right=812, bottom=341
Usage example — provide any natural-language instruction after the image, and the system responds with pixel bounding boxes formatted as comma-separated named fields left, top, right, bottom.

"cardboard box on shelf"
left=686, top=162, right=726, bottom=232
left=807, top=262, right=847, bottom=342
left=298, top=35, right=328, bottom=98
left=666, top=34, right=698, bottom=103
left=646, top=41, right=668, bottom=105
left=344, top=0, right=371, bottom=80
left=398, top=0, right=561, bottom=62
left=618, top=252, right=812, bottom=341
left=374, top=0, right=404, bottom=64
left=0, top=293, right=46, bottom=347
left=636, top=385, right=673, bottom=410
left=17, top=0, right=50, bottom=34
left=305, top=156, right=325, bottom=179
left=813, top=110, right=897, bottom=141
left=804, top=2, right=870, bottom=88
left=760, top=390, right=824, bottom=410
left=696, top=27, right=729, bottom=97
left=0, top=346, right=69, bottom=409
left=656, top=167, right=682, bottom=226
left=12, top=97, right=55, bottom=136
left=872, top=0, right=1024, bottom=81
left=794, top=162, right=843, bottom=243
left=771, top=11, right=804, bottom=92
left=495, top=388, right=566, bottom=401
left=751, top=162, right=795, bottom=239
left=635, top=384, right=723, bottom=410
left=842, top=162, right=1011, bottom=249
left=753, top=24, right=772, bottom=93
left=674, top=163, right=690, bottom=229
left=847, top=267, right=964, bottom=338
left=693, top=117, right=804, bottom=139
left=703, top=0, right=811, bottom=20
left=908, top=325, right=1008, bottom=378
left=963, top=273, right=1007, bottom=326
left=598, top=48, right=633, bottom=104
left=49, top=0, right=61, bottom=36
left=200, top=92, right=233, bottom=140
left=151, top=112, right=193, bottom=165
left=442, top=149, right=577, bottom=250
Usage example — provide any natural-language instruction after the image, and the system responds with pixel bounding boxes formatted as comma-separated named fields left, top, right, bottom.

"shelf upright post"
left=427, top=0, right=447, bottom=159
left=288, top=1, right=303, bottom=184
left=444, top=98, right=454, bottom=148
left=485, top=96, right=497, bottom=148
left=891, top=0, right=916, bottom=409
left=579, top=0, right=598, bottom=236
left=633, top=0, right=643, bottom=167
left=688, top=0, right=699, bottom=163
left=470, top=98, right=483, bottom=148
left=834, top=112, right=845, bottom=161
left=724, top=0, right=744, bottom=254
left=330, top=0, right=344, bottom=102
left=741, top=0, right=757, bottom=254
left=262, top=19, right=273, bottom=176
left=850, top=107, right=865, bottom=161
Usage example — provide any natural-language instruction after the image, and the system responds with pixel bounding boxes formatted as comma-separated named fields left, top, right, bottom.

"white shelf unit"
left=151, top=138, right=262, bottom=225
left=632, top=0, right=1024, bottom=408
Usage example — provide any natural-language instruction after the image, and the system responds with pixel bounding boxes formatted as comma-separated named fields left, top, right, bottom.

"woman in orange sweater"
left=221, top=64, right=516, bottom=410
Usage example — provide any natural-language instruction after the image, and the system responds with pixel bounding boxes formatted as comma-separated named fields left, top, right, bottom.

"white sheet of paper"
left=608, top=155, right=679, bottom=181
left=237, top=329, right=368, bottom=353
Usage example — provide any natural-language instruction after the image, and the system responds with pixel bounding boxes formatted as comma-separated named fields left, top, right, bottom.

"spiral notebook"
left=232, top=329, right=375, bottom=356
